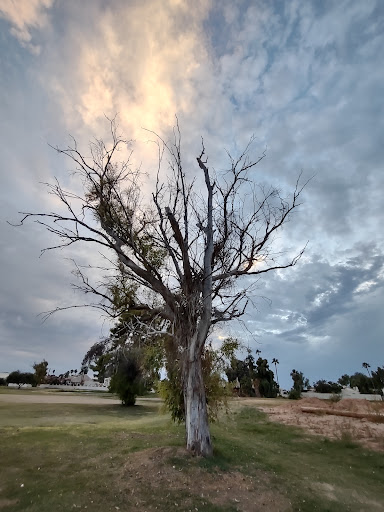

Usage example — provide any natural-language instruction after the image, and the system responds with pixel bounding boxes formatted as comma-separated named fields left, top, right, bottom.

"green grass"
left=0, top=397, right=383, bottom=511
left=209, top=408, right=384, bottom=510
left=0, top=386, right=111, bottom=397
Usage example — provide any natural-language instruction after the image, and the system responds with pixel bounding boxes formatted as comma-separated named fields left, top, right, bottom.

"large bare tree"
left=17, top=120, right=306, bottom=456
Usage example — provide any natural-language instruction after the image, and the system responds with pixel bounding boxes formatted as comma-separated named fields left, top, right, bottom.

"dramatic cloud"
left=0, top=0, right=54, bottom=54
left=1, top=0, right=383, bottom=388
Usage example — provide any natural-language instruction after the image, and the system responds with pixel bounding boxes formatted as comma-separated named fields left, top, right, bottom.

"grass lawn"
left=0, top=394, right=383, bottom=511
left=0, top=387, right=113, bottom=398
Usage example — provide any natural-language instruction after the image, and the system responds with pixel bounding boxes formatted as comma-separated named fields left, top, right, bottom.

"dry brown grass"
left=254, top=397, right=384, bottom=452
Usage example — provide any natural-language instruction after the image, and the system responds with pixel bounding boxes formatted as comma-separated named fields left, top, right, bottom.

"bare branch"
left=15, top=118, right=308, bottom=456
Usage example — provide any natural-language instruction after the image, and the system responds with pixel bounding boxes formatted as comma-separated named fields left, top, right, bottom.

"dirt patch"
left=258, top=398, right=384, bottom=452
left=311, top=482, right=337, bottom=502
left=0, top=498, right=19, bottom=509
left=118, top=446, right=292, bottom=511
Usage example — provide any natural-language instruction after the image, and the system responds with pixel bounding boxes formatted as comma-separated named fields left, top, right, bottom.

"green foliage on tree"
left=338, top=374, right=351, bottom=387
left=82, top=283, right=169, bottom=406
left=159, top=338, right=236, bottom=423
left=0, top=378, right=6, bottom=386
left=6, top=371, right=36, bottom=388
left=350, top=372, right=375, bottom=394
left=33, top=360, right=48, bottom=385
left=225, top=356, right=254, bottom=396
left=157, top=370, right=184, bottom=422
left=225, top=349, right=278, bottom=398
left=83, top=270, right=170, bottom=387
left=255, top=357, right=279, bottom=398
left=362, top=362, right=372, bottom=378
left=372, top=366, right=384, bottom=393
left=288, top=388, right=301, bottom=400
left=271, top=357, right=280, bottom=388
left=82, top=341, right=112, bottom=382
left=289, top=369, right=309, bottom=398
left=157, top=334, right=184, bottom=422
left=337, top=368, right=383, bottom=395
left=109, top=349, right=145, bottom=406
left=313, top=380, right=342, bottom=393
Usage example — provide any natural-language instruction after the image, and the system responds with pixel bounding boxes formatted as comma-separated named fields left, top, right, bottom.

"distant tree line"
left=288, top=362, right=384, bottom=399
left=224, top=350, right=279, bottom=398
left=1, top=360, right=91, bottom=388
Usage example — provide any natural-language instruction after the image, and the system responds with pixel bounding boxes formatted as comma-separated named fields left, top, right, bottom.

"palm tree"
left=362, top=362, right=372, bottom=378
left=272, top=358, right=280, bottom=388
left=362, top=362, right=376, bottom=392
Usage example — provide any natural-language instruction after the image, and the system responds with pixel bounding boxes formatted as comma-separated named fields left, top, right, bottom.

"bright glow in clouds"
left=0, top=0, right=53, bottom=53
left=44, top=0, right=211, bottom=141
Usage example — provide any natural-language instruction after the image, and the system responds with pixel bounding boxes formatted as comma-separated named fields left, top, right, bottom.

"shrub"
left=0, top=377, right=6, bottom=386
left=314, top=379, right=342, bottom=393
left=109, top=350, right=145, bottom=406
left=157, top=377, right=185, bottom=422
left=288, top=388, right=301, bottom=400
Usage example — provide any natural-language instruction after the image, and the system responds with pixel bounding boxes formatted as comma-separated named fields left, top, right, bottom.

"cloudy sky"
left=1, top=0, right=383, bottom=389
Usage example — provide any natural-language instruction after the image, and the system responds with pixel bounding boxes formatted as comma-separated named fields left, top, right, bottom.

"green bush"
left=329, top=392, right=342, bottom=403
left=314, top=379, right=342, bottom=393
left=0, top=377, right=6, bottom=386
left=288, top=388, right=301, bottom=400
left=109, top=351, right=145, bottom=406
left=157, top=377, right=185, bottom=423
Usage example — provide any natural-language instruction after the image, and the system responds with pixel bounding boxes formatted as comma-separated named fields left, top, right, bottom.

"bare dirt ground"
left=118, top=446, right=292, bottom=512
left=247, top=397, right=384, bottom=452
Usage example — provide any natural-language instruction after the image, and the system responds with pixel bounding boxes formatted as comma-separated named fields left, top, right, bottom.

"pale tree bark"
left=14, top=118, right=308, bottom=457
left=184, top=346, right=212, bottom=456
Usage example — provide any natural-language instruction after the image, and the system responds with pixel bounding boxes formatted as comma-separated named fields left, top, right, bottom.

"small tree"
left=6, top=371, right=36, bottom=388
left=350, top=372, right=375, bottom=394
left=272, top=357, right=280, bottom=389
left=16, top=119, right=306, bottom=456
left=371, top=366, right=384, bottom=394
left=338, top=374, right=351, bottom=387
left=290, top=369, right=309, bottom=398
left=255, top=357, right=278, bottom=398
left=362, top=362, right=372, bottom=379
left=33, top=360, right=48, bottom=385
left=109, top=349, right=145, bottom=406
left=225, top=356, right=254, bottom=396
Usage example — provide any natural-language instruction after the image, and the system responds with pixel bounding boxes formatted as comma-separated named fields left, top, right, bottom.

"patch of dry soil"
left=119, top=447, right=293, bottom=511
left=258, top=398, right=384, bottom=452
left=0, top=499, right=19, bottom=510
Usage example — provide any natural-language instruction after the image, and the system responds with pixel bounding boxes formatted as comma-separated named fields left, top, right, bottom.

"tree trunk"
left=184, top=355, right=213, bottom=457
